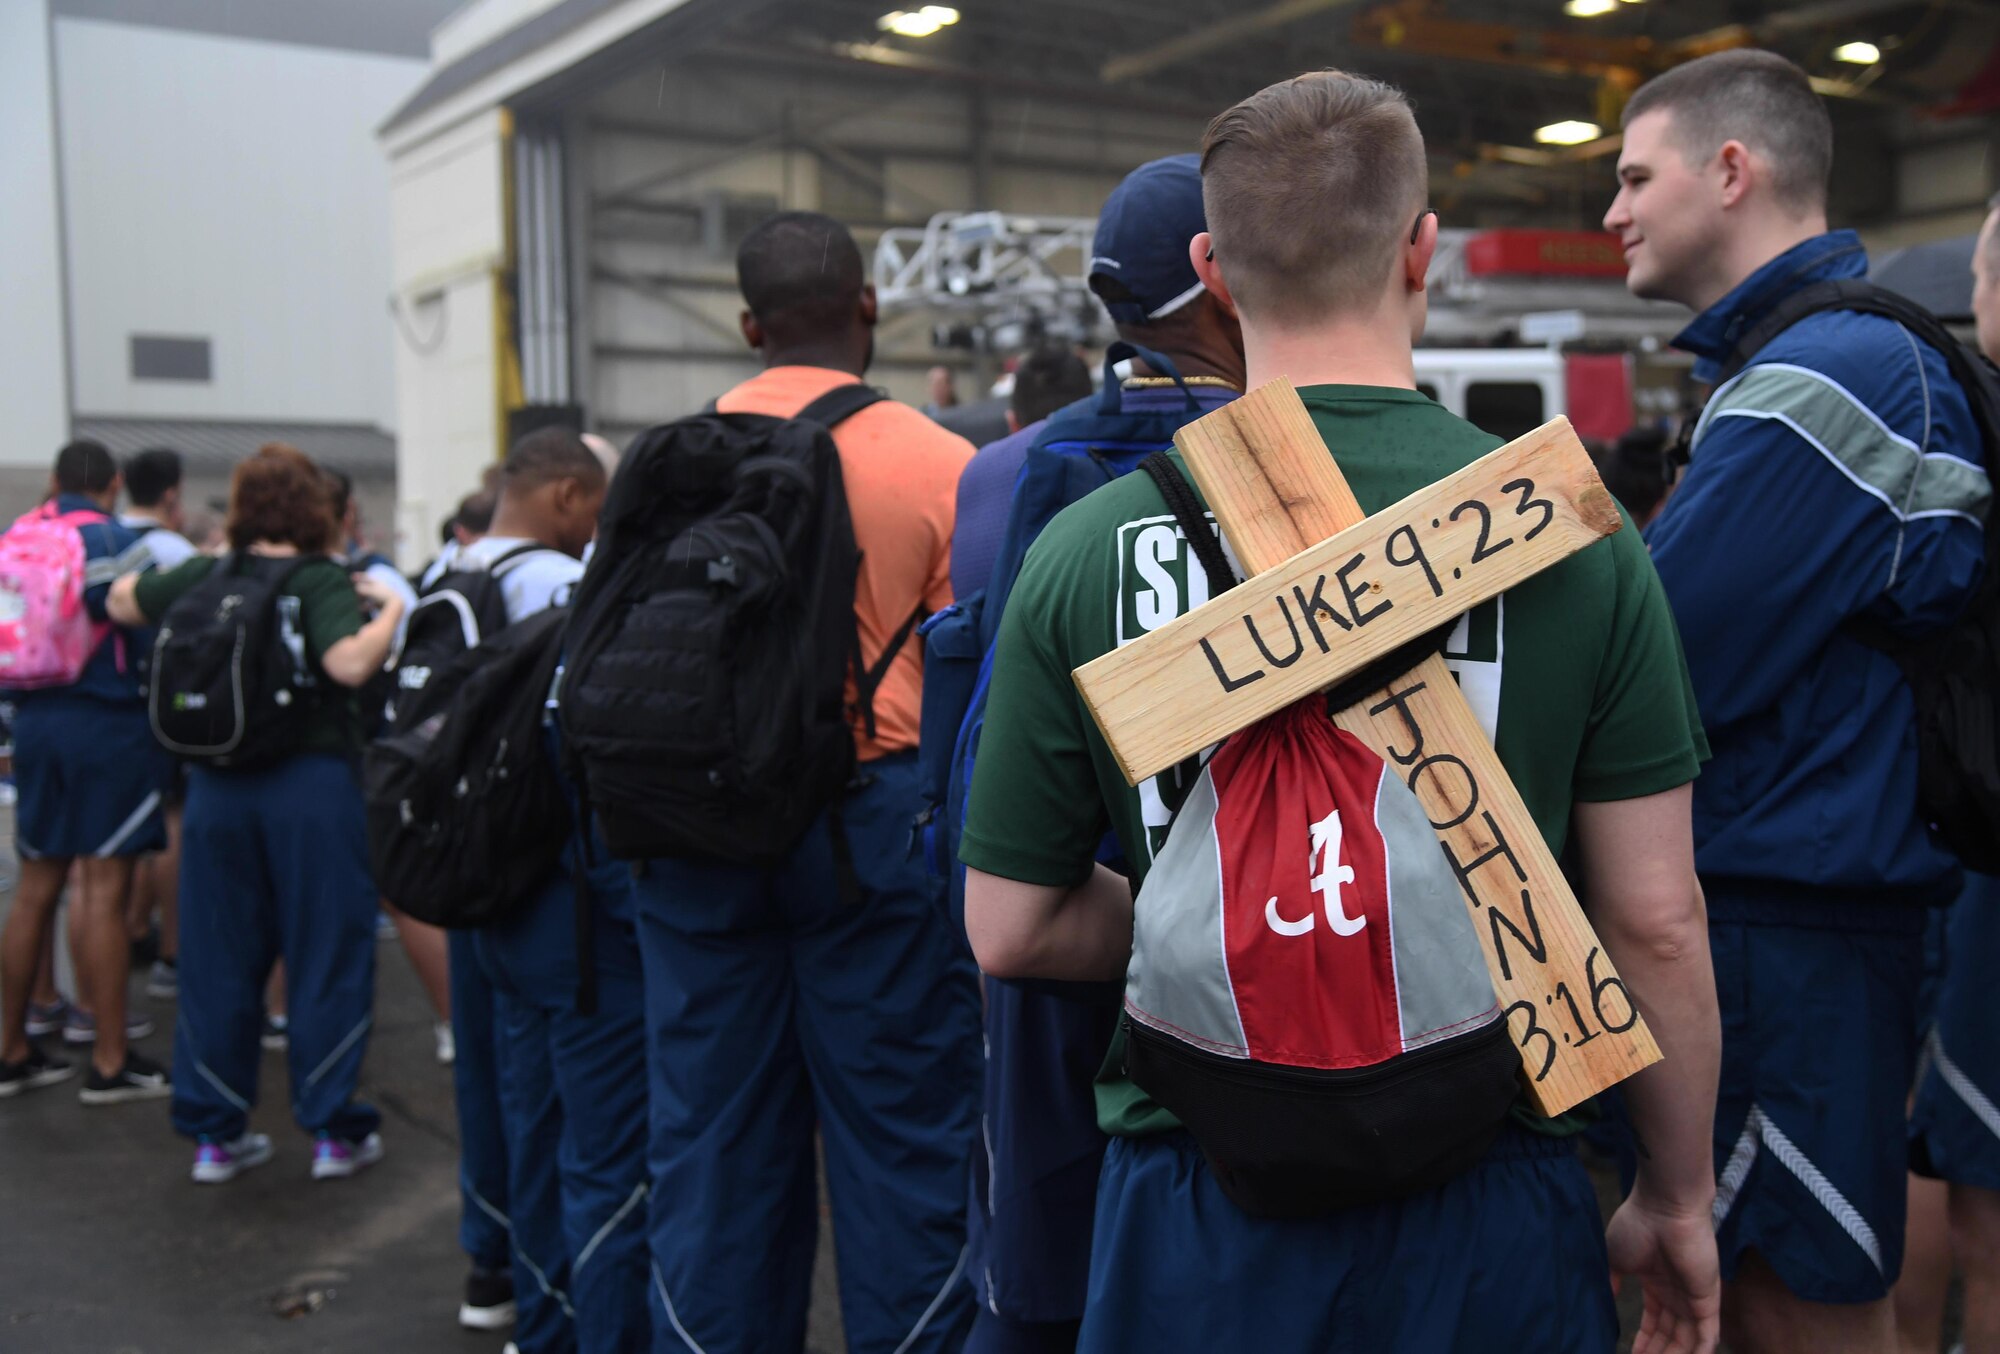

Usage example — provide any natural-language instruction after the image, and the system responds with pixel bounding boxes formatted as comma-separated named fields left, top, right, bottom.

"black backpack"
left=149, top=553, right=320, bottom=768
left=560, top=384, right=913, bottom=863
left=364, top=605, right=571, bottom=929
left=1697, top=278, right=2000, bottom=872
left=385, top=543, right=564, bottom=734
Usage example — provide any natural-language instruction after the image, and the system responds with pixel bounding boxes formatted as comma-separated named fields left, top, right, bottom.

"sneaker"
left=434, top=1021, right=455, bottom=1066
left=310, top=1131, right=384, bottom=1180
left=375, top=912, right=399, bottom=942
left=0, top=1045, right=75, bottom=1098
left=79, top=1051, right=171, bottom=1105
left=261, top=1014, right=289, bottom=1051
left=63, top=1008, right=155, bottom=1045
left=25, top=997, right=72, bottom=1038
left=146, top=958, right=179, bottom=1000
left=191, top=1132, right=274, bottom=1184
left=459, top=1266, right=516, bottom=1330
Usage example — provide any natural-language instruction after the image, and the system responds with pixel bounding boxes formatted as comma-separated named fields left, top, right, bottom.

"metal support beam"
left=1101, top=0, right=1367, bottom=83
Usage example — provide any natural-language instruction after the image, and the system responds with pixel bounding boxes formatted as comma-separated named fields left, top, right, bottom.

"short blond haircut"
left=1200, top=70, right=1428, bottom=324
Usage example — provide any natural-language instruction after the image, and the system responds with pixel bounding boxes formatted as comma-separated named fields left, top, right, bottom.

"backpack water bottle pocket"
left=914, top=593, right=986, bottom=877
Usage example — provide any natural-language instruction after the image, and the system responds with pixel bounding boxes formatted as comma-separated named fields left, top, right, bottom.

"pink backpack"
left=0, top=502, right=112, bottom=689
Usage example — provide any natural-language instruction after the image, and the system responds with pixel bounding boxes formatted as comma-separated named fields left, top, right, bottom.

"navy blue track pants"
left=170, top=756, right=378, bottom=1145
left=632, top=752, right=981, bottom=1354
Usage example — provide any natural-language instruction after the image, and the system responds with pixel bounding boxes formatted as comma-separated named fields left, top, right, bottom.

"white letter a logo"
left=1264, top=809, right=1365, bottom=938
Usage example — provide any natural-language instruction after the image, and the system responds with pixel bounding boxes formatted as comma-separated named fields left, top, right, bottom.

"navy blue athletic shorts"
left=1708, top=887, right=1928, bottom=1303
left=1910, top=873, right=2000, bottom=1192
left=1077, top=1124, right=1617, bottom=1353
left=13, top=693, right=169, bottom=860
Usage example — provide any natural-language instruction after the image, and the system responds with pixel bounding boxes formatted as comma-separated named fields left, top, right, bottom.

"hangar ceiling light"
left=1534, top=119, right=1603, bottom=145
left=1563, top=0, right=1620, bottom=17
left=1832, top=41, right=1881, bottom=65
left=878, top=6, right=960, bottom=37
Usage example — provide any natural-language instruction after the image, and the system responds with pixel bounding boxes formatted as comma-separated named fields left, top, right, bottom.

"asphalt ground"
left=0, top=803, right=1961, bottom=1353
left=0, top=809, right=847, bottom=1354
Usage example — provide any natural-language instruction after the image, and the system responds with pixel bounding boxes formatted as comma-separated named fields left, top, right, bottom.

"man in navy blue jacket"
left=1608, top=50, right=1987, bottom=1354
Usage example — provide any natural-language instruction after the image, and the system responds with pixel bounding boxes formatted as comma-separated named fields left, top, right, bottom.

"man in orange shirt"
left=632, top=211, right=982, bottom=1354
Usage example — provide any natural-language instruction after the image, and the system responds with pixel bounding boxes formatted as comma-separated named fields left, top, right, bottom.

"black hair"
left=123, top=447, right=183, bottom=508
left=54, top=440, right=118, bottom=495
left=736, top=211, right=865, bottom=341
left=324, top=466, right=355, bottom=519
left=504, top=427, right=605, bottom=492
left=456, top=488, right=496, bottom=534
left=1011, top=343, right=1094, bottom=427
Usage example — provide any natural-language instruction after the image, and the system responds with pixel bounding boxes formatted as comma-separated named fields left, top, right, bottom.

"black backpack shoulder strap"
left=793, top=383, right=887, bottom=432
left=486, top=542, right=566, bottom=578
left=853, top=603, right=926, bottom=742
left=1682, top=279, right=2000, bottom=473
left=1719, top=279, right=1983, bottom=395
left=1138, top=452, right=1237, bottom=596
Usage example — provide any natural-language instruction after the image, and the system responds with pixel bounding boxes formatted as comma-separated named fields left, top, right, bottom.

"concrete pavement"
left=0, top=833, right=846, bottom=1353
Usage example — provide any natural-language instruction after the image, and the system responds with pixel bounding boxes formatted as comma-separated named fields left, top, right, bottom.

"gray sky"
left=51, top=0, right=467, bottom=59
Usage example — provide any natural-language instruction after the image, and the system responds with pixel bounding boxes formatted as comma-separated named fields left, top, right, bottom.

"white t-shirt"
left=417, top=538, right=463, bottom=593
left=455, top=536, right=582, bottom=625
left=119, top=515, right=197, bottom=570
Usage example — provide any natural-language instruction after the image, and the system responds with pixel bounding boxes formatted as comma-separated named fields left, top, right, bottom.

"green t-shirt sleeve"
left=294, top=558, right=364, bottom=666
left=131, top=556, right=216, bottom=623
left=957, top=542, right=1109, bottom=889
left=1573, top=518, right=1710, bottom=802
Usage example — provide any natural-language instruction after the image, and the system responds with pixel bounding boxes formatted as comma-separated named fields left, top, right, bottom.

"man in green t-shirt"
left=961, top=70, right=1723, bottom=1354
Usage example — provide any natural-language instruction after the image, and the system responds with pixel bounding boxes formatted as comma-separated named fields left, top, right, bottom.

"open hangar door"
left=507, top=27, right=1212, bottom=450
left=387, top=0, right=1998, bottom=545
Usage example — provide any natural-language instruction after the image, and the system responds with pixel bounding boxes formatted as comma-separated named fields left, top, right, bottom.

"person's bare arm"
left=321, top=574, right=404, bottom=689
left=106, top=573, right=145, bottom=627
left=1574, top=784, right=1721, bottom=1354
left=965, top=864, right=1134, bottom=983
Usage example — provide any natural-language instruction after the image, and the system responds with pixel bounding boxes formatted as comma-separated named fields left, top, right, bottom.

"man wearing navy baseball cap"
left=950, top=154, right=1244, bottom=598
left=938, top=153, right=1244, bottom=1354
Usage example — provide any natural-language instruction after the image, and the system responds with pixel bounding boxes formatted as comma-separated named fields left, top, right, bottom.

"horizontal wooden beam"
left=1074, top=409, right=1621, bottom=788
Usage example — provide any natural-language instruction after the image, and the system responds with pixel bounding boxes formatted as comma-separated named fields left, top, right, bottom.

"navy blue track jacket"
left=1648, top=231, right=1989, bottom=900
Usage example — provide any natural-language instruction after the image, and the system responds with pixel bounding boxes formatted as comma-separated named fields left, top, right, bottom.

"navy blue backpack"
left=915, top=344, right=1226, bottom=943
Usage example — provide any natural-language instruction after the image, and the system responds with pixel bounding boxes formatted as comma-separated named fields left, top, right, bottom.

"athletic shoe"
left=261, top=1014, right=289, bottom=1051
left=434, top=1021, right=456, bottom=1065
left=146, top=959, right=179, bottom=1000
left=25, top=997, right=73, bottom=1038
left=310, top=1131, right=384, bottom=1180
left=191, top=1132, right=274, bottom=1184
left=459, top=1266, right=516, bottom=1330
left=504, top=1345, right=521, bottom=1354
left=63, top=1009, right=156, bottom=1045
left=0, top=1046, right=74, bottom=1098
left=375, top=912, right=399, bottom=942
left=78, top=1051, right=171, bottom=1105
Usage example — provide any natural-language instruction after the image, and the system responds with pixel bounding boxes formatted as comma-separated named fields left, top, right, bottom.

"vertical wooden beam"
left=1173, top=379, right=1660, bottom=1116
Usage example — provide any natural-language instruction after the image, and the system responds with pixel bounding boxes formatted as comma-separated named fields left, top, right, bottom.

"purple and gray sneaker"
left=191, top=1132, right=274, bottom=1184
left=25, top=997, right=72, bottom=1039
left=310, top=1131, right=384, bottom=1181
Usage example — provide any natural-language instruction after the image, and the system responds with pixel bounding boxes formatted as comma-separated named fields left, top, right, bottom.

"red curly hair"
left=227, top=444, right=337, bottom=552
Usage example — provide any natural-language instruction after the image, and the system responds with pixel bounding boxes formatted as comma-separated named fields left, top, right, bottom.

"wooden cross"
left=1073, top=379, right=1662, bottom=1116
